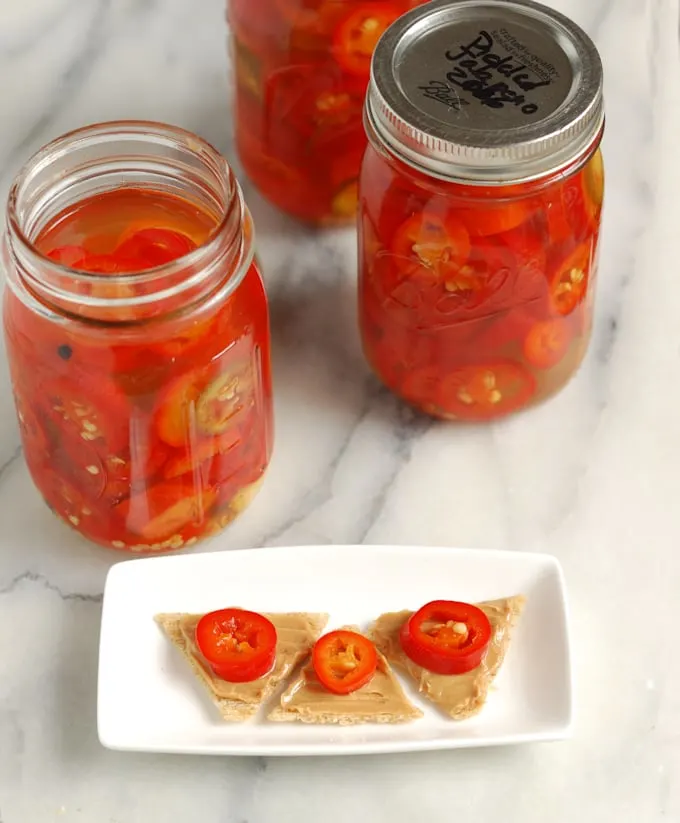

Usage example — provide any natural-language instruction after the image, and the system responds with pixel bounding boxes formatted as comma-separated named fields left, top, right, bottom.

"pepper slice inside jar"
left=115, top=227, right=197, bottom=268
left=155, top=359, right=254, bottom=447
left=549, top=243, right=591, bottom=316
left=44, top=376, right=130, bottom=454
left=332, top=4, right=401, bottom=76
left=331, top=180, right=359, bottom=219
left=312, top=630, right=378, bottom=695
left=391, top=213, right=471, bottom=282
left=583, top=149, right=604, bottom=228
left=265, top=65, right=363, bottom=137
left=46, top=245, right=88, bottom=267
left=118, top=480, right=217, bottom=542
left=437, top=361, right=536, bottom=420
left=163, top=428, right=242, bottom=481
left=399, top=600, right=492, bottom=675
left=195, top=608, right=277, bottom=682
left=14, top=389, right=51, bottom=457
left=523, top=318, right=573, bottom=369
left=457, top=200, right=532, bottom=238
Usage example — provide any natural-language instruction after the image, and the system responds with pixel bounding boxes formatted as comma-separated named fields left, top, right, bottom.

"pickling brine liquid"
left=4, top=186, right=273, bottom=551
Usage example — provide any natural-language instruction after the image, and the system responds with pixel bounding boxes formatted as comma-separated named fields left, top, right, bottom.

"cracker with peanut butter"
left=155, top=611, right=328, bottom=721
left=370, top=596, right=525, bottom=720
left=268, top=626, right=423, bottom=725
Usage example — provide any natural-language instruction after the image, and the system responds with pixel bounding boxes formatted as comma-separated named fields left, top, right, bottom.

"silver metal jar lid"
left=366, top=0, right=604, bottom=184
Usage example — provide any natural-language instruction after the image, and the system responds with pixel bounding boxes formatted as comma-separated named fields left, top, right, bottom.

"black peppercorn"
left=57, top=344, right=73, bottom=361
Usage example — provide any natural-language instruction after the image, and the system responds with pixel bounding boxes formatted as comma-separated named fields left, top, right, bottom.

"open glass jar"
left=228, top=0, right=426, bottom=226
left=358, top=0, right=604, bottom=421
left=2, top=122, right=273, bottom=552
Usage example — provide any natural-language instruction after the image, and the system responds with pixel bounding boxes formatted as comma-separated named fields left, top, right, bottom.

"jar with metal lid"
left=2, top=122, right=273, bottom=552
left=358, top=0, right=604, bottom=421
left=228, top=0, right=427, bottom=226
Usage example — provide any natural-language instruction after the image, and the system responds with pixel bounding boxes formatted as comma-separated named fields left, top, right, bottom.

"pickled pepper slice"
left=312, top=630, right=378, bottom=695
left=155, top=360, right=253, bottom=447
left=195, top=608, right=277, bottom=682
left=332, top=4, right=401, bottom=76
left=118, top=480, right=217, bottom=541
left=115, top=228, right=197, bottom=268
left=46, top=245, right=87, bottom=267
left=399, top=600, right=492, bottom=675
left=437, top=361, right=536, bottom=420
left=391, top=213, right=471, bottom=283
left=457, top=200, right=532, bottom=238
left=44, top=376, right=130, bottom=454
left=523, top=318, right=572, bottom=369
left=549, top=243, right=591, bottom=316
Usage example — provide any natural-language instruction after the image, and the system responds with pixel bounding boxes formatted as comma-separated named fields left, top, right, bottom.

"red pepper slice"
left=115, top=228, right=197, bottom=268
left=399, top=600, right=492, bottom=675
left=332, top=4, right=400, bottom=76
left=99, top=441, right=170, bottom=505
left=457, top=200, right=532, bottom=238
left=473, top=307, right=538, bottom=356
left=46, top=245, right=87, bottom=267
left=376, top=180, right=429, bottom=241
left=523, top=318, right=572, bottom=369
left=155, top=359, right=254, bottom=448
left=195, top=608, right=277, bottom=682
left=117, top=480, right=217, bottom=541
left=43, top=376, right=130, bottom=455
left=163, top=428, right=242, bottom=480
left=149, top=315, right=216, bottom=359
left=437, top=361, right=536, bottom=420
left=43, top=474, right=105, bottom=537
left=265, top=64, right=364, bottom=142
left=275, top=0, right=345, bottom=33
left=312, top=630, right=378, bottom=695
left=52, top=429, right=107, bottom=503
left=390, top=213, right=471, bottom=282
left=404, top=242, right=518, bottom=326
left=549, top=243, right=591, bottom=316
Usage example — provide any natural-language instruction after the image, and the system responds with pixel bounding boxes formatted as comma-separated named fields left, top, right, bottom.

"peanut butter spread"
left=269, top=628, right=422, bottom=725
left=178, top=612, right=327, bottom=703
left=371, top=596, right=525, bottom=720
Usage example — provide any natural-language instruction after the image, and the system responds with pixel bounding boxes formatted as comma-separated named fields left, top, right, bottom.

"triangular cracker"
left=156, top=611, right=328, bottom=722
left=268, top=626, right=422, bottom=725
left=370, top=596, right=525, bottom=720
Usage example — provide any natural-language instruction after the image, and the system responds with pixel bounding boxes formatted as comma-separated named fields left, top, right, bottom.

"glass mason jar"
left=2, top=122, right=273, bottom=552
left=228, top=0, right=426, bottom=226
left=358, top=0, right=605, bottom=421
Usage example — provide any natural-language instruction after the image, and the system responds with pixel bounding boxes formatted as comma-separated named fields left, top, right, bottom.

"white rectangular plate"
left=97, top=544, right=572, bottom=756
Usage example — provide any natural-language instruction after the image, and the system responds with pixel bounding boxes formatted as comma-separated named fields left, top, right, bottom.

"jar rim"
left=364, top=105, right=604, bottom=190
left=4, top=120, right=254, bottom=325
left=367, top=0, right=605, bottom=185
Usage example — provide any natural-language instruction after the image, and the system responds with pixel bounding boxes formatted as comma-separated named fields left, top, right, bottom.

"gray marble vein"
left=0, top=445, right=22, bottom=485
left=0, top=570, right=103, bottom=602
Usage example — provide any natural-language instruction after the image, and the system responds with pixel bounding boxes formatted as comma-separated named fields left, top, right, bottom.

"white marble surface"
left=0, top=0, right=679, bottom=819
